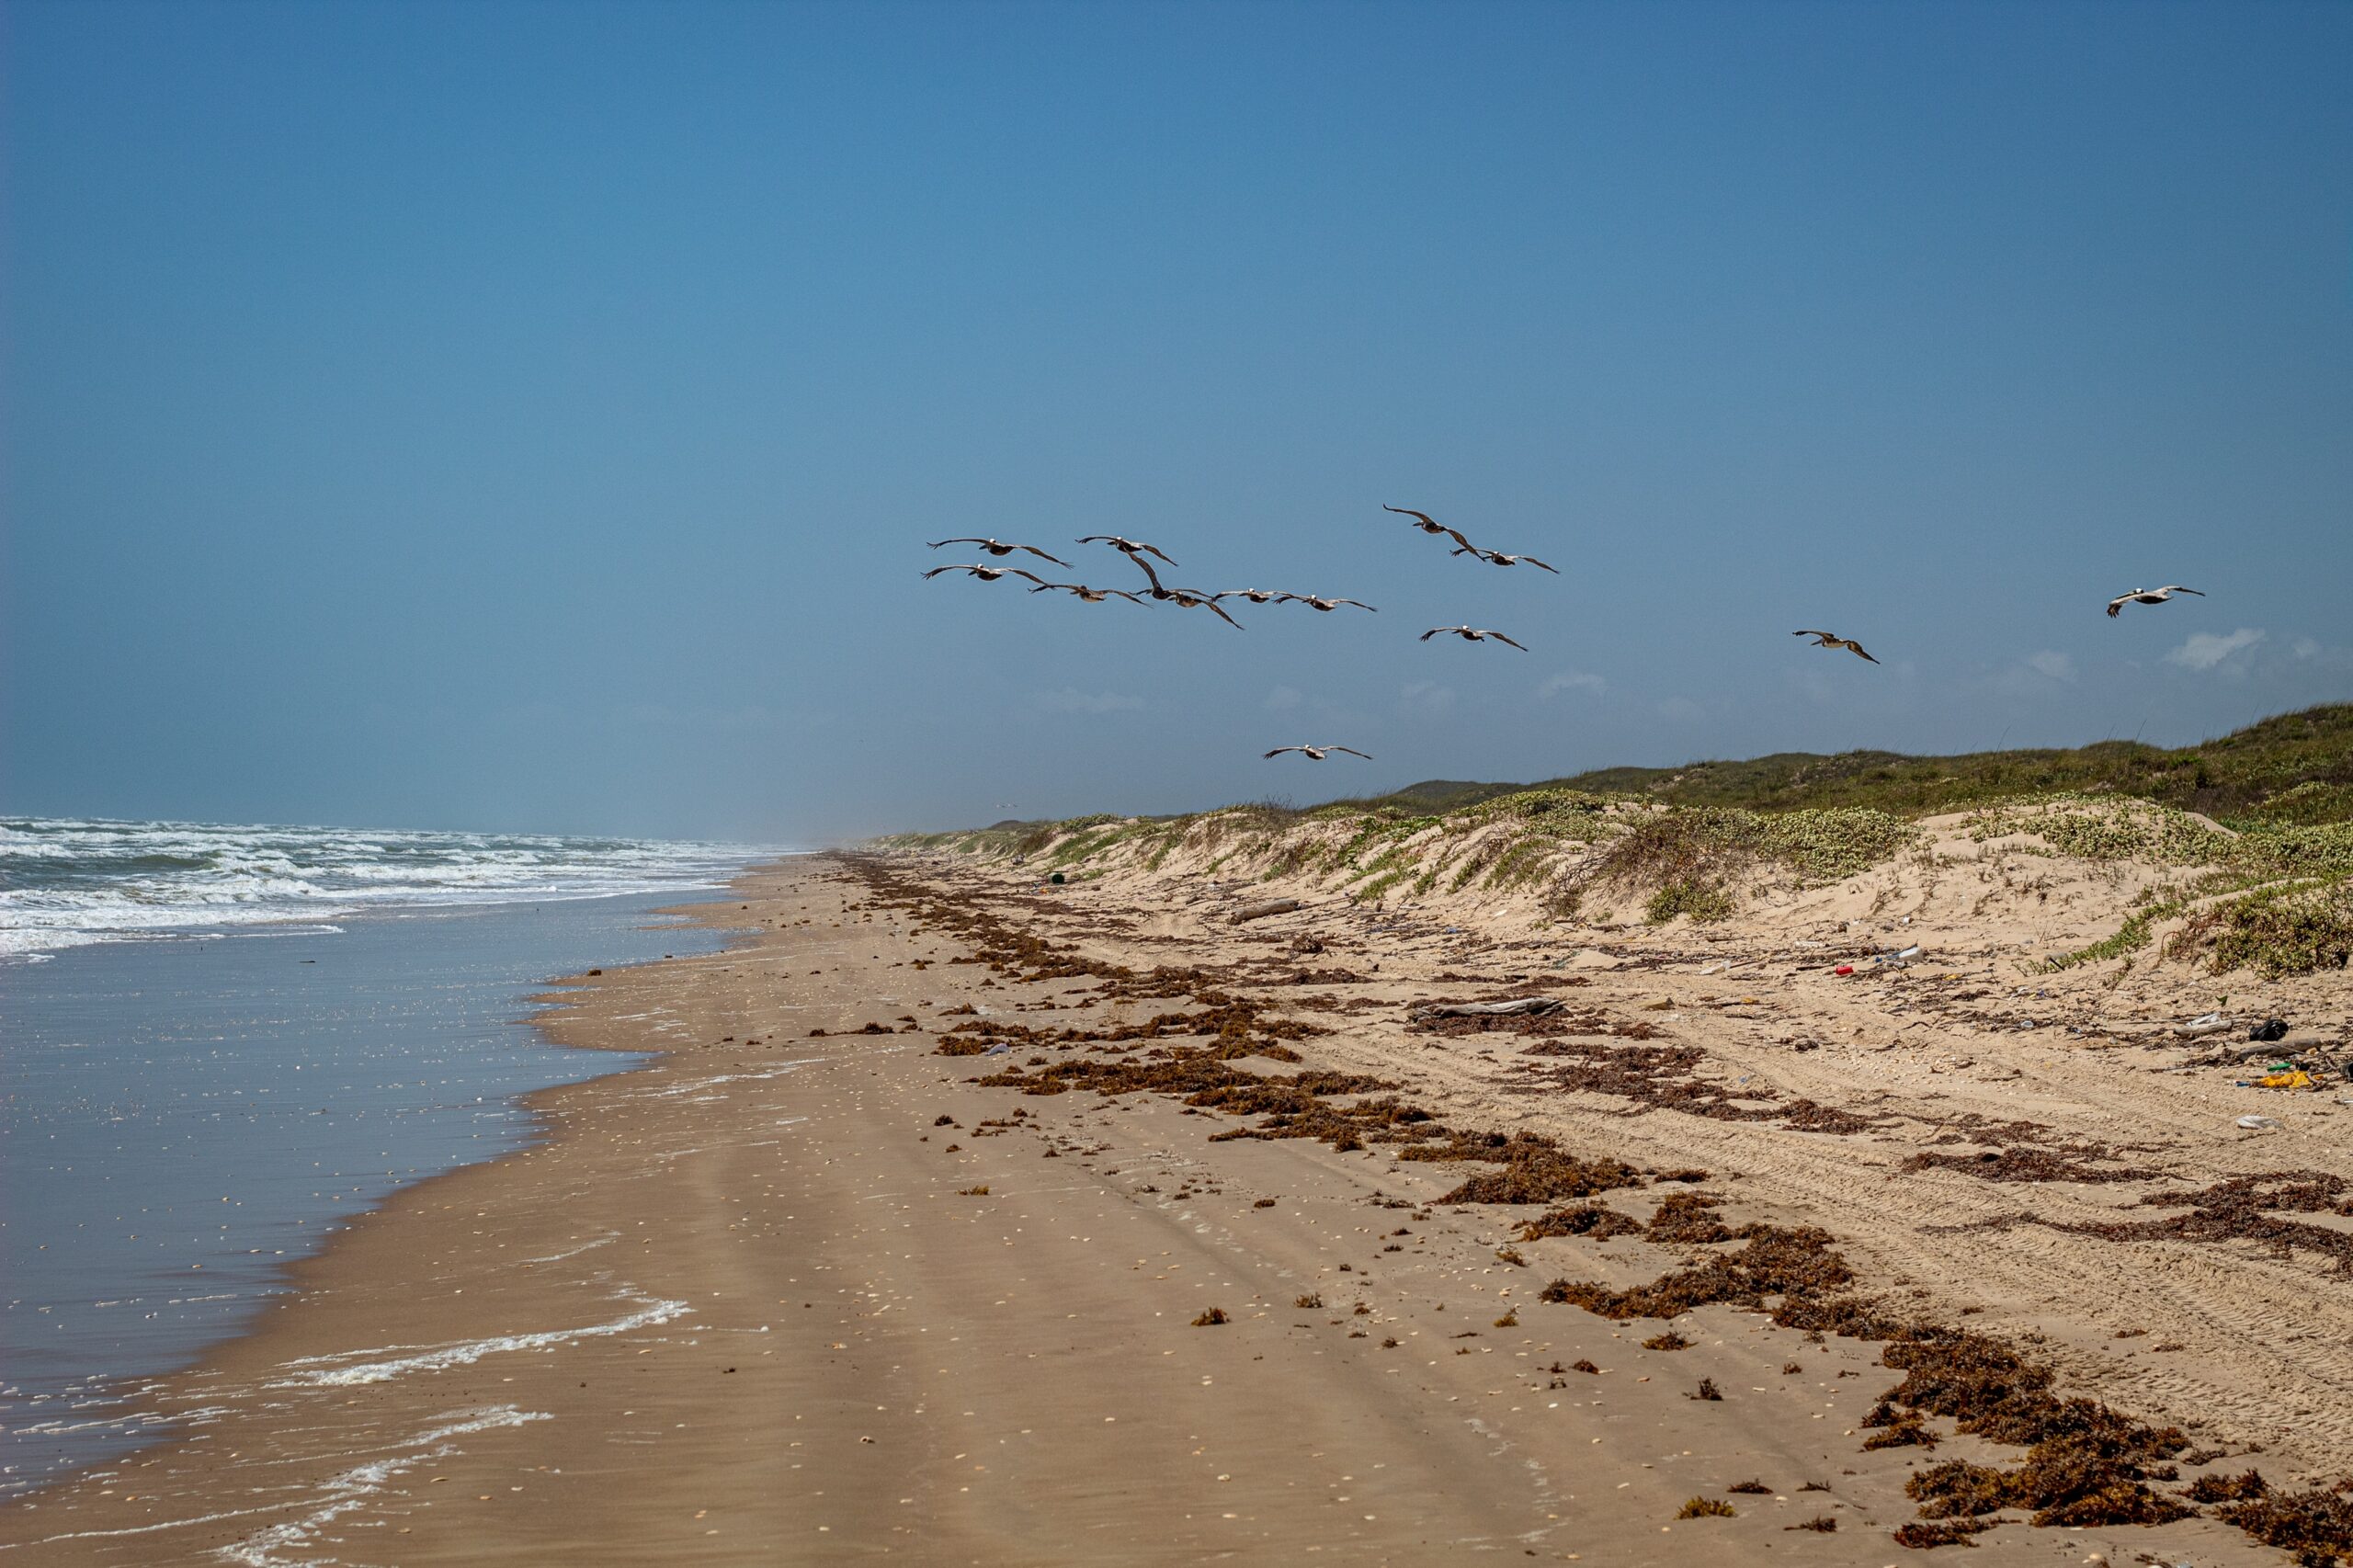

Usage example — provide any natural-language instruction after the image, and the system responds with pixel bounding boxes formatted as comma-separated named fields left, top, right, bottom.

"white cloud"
left=2164, top=628, right=2265, bottom=672
left=1399, top=680, right=1455, bottom=716
left=1030, top=688, right=1144, bottom=714
left=2293, top=636, right=2321, bottom=660
left=1657, top=696, right=1705, bottom=722
left=2024, top=650, right=2075, bottom=682
left=1263, top=685, right=1304, bottom=712
left=1538, top=670, right=1607, bottom=699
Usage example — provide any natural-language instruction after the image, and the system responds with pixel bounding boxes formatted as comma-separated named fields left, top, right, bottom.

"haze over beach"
left=5, top=2, right=2353, bottom=1565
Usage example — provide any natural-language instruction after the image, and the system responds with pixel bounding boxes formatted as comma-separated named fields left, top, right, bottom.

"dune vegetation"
left=881, top=705, right=2353, bottom=977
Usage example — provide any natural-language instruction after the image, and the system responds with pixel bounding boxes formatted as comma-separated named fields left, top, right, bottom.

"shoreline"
left=0, top=848, right=2336, bottom=1564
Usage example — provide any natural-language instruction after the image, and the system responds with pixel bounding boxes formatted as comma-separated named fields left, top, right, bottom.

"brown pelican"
left=1279, top=593, right=1376, bottom=613
left=1449, top=545, right=1559, bottom=574
left=1030, top=582, right=1143, bottom=604
left=2106, top=585, right=2204, bottom=618
left=924, top=564, right=1049, bottom=585
left=1420, top=625, right=1528, bottom=651
left=1209, top=589, right=1292, bottom=605
left=926, top=538, right=1071, bottom=567
left=1076, top=534, right=1179, bottom=567
left=1383, top=506, right=1473, bottom=551
left=1793, top=630, right=1879, bottom=663
left=1264, top=744, right=1372, bottom=760
left=1158, top=588, right=1244, bottom=629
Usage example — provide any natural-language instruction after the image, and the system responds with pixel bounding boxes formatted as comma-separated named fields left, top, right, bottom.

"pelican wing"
left=1002, top=567, right=1047, bottom=585
left=1017, top=545, right=1073, bottom=566
left=1793, top=630, right=1838, bottom=640
left=2105, top=597, right=2131, bottom=617
left=1136, top=541, right=1178, bottom=566
left=1331, top=597, right=1375, bottom=610
left=1483, top=631, right=1529, bottom=651
left=1385, top=505, right=1439, bottom=528
left=1516, top=555, right=1561, bottom=574
left=1263, top=746, right=1302, bottom=758
left=1419, top=627, right=1449, bottom=641
left=927, top=538, right=987, bottom=550
left=923, top=564, right=981, bottom=578
left=1329, top=746, right=1373, bottom=759
left=1844, top=641, right=1879, bottom=664
left=2164, top=585, right=2204, bottom=597
left=1201, top=598, right=1244, bottom=629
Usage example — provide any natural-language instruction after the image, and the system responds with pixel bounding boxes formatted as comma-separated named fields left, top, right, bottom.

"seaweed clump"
left=1396, top=1130, right=1645, bottom=1204
left=1514, top=1203, right=1643, bottom=1242
left=2212, top=1478, right=2353, bottom=1567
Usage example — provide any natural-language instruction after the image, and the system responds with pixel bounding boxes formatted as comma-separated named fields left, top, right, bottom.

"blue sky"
left=6, top=0, right=2348, bottom=842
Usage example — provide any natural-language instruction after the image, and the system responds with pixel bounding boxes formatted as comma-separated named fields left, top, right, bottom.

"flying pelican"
left=1793, top=630, right=1879, bottom=663
left=1280, top=593, right=1377, bottom=613
left=926, top=538, right=1071, bottom=566
left=1450, top=545, right=1560, bottom=574
left=1076, top=535, right=1179, bottom=567
left=1383, top=506, right=1473, bottom=550
left=1420, top=625, right=1528, bottom=651
left=1210, top=588, right=1292, bottom=605
left=1157, top=588, right=1244, bottom=629
left=2106, top=585, right=2204, bottom=618
left=924, top=563, right=1049, bottom=585
left=1264, top=744, right=1373, bottom=761
left=1030, top=582, right=1143, bottom=604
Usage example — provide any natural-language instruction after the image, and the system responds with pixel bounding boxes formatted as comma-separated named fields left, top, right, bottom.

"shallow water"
left=0, top=891, right=750, bottom=1500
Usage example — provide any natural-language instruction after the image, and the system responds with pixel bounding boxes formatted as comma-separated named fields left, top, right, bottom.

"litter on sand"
left=2235, top=1114, right=2282, bottom=1131
left=1409, top=997, right=1565, bottom=1020
left=2177, top=1013, right=2234, bottom=1039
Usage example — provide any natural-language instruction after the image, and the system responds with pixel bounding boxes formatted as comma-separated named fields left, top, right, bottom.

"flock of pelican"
left=925, top=512, right=2208, bottom=763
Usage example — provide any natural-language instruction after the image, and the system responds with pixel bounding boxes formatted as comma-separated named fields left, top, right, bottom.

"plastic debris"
left=2248, top=1017, right=2289, bottom=1042
left=1833, top=965, right=1855, bottom=976
left=2177, top=1013, right=2234, bottom=1039
left=2235, top=1114, right=2281, bottom=1131
left=1410, top=997, right=1564, bottom=1020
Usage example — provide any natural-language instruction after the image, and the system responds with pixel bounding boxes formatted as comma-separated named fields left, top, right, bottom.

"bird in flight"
left=1156, top=588, right=1244, bottom=629
left=1280, top=593, right=1377, bottom=613
left=1210, top=588, right=1293, bottom=605
left=1793, top=630, right=1879, bottom=663
left=1384, top=506, right=1473, bottom=550
left=1264, top=744, right=1372, bottom=761
left=1421, top=625, right=1528, bottom=650
left=1076, top=535, right=1179, bottom=567
left=924, top=563, right=1049, bottom=585
left=1450, top=545, right=1559, bottom=574
left=926, top=538, right=1071, bottom=566
left=1030, top=582, right=1143, bottom=604
left=2106, top=585, right=2204, bottom=618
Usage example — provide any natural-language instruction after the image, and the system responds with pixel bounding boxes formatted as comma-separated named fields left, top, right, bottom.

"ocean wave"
left=0, top=816, right=784, bottom=960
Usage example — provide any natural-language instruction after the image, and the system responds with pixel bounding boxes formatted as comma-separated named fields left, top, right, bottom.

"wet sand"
left=0, top=851, right=2325, bottom=1565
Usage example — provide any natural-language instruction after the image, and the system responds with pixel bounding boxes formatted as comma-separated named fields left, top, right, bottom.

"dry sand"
left=2, top=846, right=2344, bottom=1565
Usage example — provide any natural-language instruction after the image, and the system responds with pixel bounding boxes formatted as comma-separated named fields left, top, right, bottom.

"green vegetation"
left=1362, top=704, right=2353, bottom=825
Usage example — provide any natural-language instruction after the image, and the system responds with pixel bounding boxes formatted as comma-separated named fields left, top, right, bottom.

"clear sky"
left=5, top=0, right=2348, bottom=843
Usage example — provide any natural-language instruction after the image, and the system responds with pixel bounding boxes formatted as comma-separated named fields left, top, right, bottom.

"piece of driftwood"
left=1230, top=898, right=1302, bottom=925
left=1409, top=997, right=1563, bottom=1021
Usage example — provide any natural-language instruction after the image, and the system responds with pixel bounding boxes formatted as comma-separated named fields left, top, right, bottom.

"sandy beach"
left=3, top=838, right=2346, bottom=1565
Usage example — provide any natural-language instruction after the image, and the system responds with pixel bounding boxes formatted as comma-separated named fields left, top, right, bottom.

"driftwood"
left=1408, top=997, right=1563, bottom=1021
left=1230, top=898, right=1302, bottom=926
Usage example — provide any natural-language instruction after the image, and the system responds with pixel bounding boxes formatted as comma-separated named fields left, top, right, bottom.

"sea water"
left=0, top=818, right=782, bottom=1499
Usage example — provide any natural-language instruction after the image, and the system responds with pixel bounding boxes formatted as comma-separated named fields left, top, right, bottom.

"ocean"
left=0, top=817, right=782, bottom=1500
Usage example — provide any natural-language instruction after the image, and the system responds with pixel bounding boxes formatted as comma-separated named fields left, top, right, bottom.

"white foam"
left=214, top=1405, right=550, bottom=1567
left=1, top=815, right=790, bottom=960
left=270, top=1295, right=692, bottom=1387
